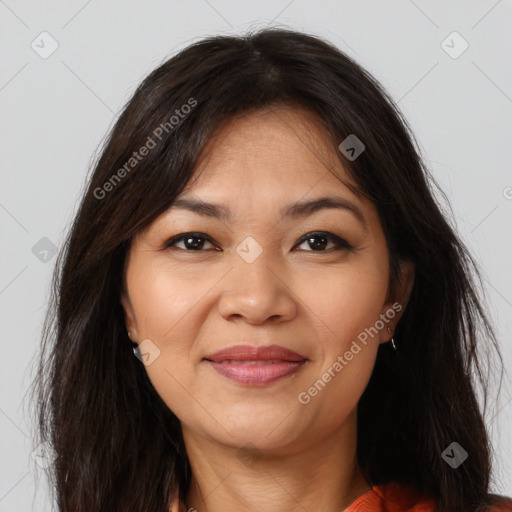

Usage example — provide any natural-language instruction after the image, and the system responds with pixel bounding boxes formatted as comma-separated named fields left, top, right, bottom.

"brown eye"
left=164, top=233, right=218, bottom=251
left=294, top=232, right=352, bottom=252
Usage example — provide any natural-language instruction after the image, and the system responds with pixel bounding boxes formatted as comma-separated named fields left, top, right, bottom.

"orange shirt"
left=346, top=482, right=437, bottom=511
left=170, top=481, right=512, bottom=511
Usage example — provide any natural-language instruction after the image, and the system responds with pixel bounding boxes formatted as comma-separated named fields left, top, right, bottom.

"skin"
left=121, top=106, right=414, bottom=512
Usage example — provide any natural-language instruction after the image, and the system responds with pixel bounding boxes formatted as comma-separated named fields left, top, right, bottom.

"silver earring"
left=387, top=327, right=397, bottom=351
left=128, top=331, right=138, bottom=351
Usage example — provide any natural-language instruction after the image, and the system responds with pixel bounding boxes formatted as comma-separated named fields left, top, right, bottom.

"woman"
left=33, top=28, right=512, bottom=512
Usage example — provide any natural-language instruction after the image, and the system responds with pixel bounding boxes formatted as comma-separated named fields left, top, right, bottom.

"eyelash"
left=163, top=231, right=353, bottom=253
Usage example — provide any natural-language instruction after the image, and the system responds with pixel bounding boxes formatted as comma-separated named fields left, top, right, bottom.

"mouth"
left=203, top=344, right=308, bottom=386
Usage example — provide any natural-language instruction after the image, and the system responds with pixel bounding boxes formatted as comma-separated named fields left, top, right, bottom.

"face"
left=121, top=106, right=414, bottom=455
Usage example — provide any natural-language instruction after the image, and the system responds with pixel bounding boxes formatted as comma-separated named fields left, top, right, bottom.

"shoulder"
left=477, top=494, right=512, bottom=511
left=367, top=483, right=512, bottom=512
left=354, top=482, right=436, bottom=511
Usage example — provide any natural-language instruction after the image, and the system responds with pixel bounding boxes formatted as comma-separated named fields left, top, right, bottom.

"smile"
left=205, top=359, right=307, bottom=385
left=203, top=344, right=308, bottom=386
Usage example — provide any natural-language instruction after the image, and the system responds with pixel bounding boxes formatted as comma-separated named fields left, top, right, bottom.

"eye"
left=293, top=231, right=353, bottom=252
left=164, top=232, right=218, bottom=251
left=163, top=231, right=353, bottom=253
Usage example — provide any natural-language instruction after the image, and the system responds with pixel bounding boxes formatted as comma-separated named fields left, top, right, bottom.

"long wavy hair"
left=30, top=27, right=508, bottom=512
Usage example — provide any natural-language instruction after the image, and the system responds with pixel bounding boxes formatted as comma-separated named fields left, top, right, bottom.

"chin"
left=206, top=406, right=309, bottom=449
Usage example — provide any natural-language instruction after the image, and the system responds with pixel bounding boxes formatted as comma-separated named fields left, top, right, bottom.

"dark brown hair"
left=31, top=27, right=508, bottom=512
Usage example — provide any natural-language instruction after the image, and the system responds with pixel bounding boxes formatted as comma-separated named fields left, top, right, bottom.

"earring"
left=387, top=327, right=397, bottom=351
left=128, top=331, right=138, bottom=350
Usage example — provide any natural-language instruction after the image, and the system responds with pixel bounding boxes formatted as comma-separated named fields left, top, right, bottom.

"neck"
left=182, top=412, right=370, bottom=512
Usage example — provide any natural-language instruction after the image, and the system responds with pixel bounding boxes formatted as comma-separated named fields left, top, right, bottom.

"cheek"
left=298, top=258, right=388, bottom=424
left=302, top=345, right=377, bottom=435
left=295, top=259, right=388, bottom=351
left=128, top=259, right=209, bottom=340
left=294, top=267, right=386, bottom=420
left=125, top=261, right=206, bottom=399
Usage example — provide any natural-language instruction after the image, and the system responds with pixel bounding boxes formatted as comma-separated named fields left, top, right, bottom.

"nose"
left=217, top=250, right=297, bottom=325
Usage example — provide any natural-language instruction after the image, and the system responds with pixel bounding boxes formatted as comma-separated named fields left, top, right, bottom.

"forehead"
left=182, top=106, right=361, bottom=200
left=137, top=106, right=384, bottom=245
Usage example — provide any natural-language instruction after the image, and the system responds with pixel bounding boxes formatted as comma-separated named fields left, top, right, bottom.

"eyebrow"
left=169, top=196, right=367, bottom=229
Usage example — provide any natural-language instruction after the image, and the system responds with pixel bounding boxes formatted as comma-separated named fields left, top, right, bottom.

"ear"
left=120, top=293, right=138, bottom=342
left=379, top=260, right=415, bottom=343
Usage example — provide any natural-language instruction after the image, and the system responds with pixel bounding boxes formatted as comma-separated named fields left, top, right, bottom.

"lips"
left=203, top=344, right=307, bottom=386
left=204, top=344, right=306, bottom=363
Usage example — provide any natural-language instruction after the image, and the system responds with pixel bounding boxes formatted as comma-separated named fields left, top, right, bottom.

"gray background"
left=1, top=1, right=511, bottom=510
